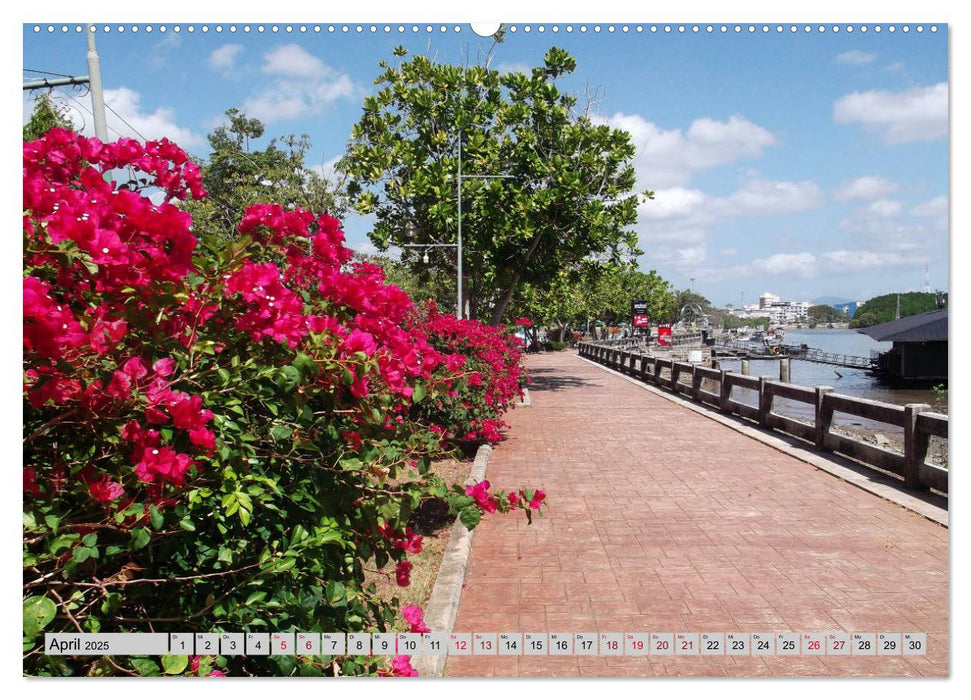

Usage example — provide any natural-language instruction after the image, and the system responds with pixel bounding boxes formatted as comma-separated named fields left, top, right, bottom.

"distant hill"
left=849, top=292, right=946, bottom=328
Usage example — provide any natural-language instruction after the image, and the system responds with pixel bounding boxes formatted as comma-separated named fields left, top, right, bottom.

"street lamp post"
left=404, top=134, right=514, bottom=320
left=454, top=133, right=514, bottom=320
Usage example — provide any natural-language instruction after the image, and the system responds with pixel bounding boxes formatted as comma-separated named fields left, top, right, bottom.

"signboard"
left=657, top=325, right=673, bottom=346
left=631, top=300, right=650, bottom=329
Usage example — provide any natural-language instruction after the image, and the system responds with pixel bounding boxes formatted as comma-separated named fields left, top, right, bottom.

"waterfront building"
left=857, top=308, right=948, bottom=384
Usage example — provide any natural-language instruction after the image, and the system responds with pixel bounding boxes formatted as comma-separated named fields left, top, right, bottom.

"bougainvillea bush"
left=412, top=304, right=527, bottom=447
left=23, top=129, right=538, bottom=677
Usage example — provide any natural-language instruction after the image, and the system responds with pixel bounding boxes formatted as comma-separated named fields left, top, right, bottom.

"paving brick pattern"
left=444, top=351, right=948, bottom=677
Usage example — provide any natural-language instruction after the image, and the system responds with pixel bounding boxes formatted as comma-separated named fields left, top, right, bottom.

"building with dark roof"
left=857, top=308, right=948, bottom=383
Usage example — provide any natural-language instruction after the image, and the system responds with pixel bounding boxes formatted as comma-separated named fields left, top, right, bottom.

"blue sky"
left=21, top=17, right=948, bottom=308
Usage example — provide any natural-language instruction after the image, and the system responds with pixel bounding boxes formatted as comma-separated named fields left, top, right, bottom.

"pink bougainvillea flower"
left=507, top=491, right=520, bottom=506
left=152, top=357, right=176, bottom=377
left=465, top=480, right=498, bottom=513
left=395, top=560, right=412, bottom=587
left=515, top=317, right=533, bottom=327
left=528, top=489, right=546, bottom=510
left=378, top=655, right=419, bottom=677
left=134, top=446, right=194, bottom=486
left=401, top=604, right=430, bottom=633
left=23, top=467, right=41, bottom=497
left=88, top=477, right=125, bottom=503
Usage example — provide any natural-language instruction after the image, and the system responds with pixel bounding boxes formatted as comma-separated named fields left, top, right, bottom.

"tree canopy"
left=340, top=46, right=647, bottom=325
left=186, top=108, right=343, bottom=239
left=23, top=94, right=75, bottom=142
left=850, top=292, right=946, bottom=328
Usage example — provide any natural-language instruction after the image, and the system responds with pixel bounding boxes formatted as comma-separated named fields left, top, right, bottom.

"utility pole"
left=85, top=25, right=109, bottom=142
left=456, top=134, right=463, bottom=319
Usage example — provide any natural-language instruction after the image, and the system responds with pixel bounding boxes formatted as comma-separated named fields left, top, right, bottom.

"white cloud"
left=635, top=179, right=824, bottom=277
left=819, top=250, right=916, bottom=272
left=867, top=199, right=903, bottom=217
left=208, top=44, right=244, bottom=73
left=910, top=195, right=948, bottom=233
left=494, top=62, right=531, bottom=75
left=262, top=44, right=328, bottom=78
left=911, top=195, right=948, bottom=220
left=835, top=50, right=877, bottom=66
left=834, top=175, right=901, bottom=201
left=310, top=155, right=345, bottom=185
left=600, top=112, right=776, bottom=187
left=713, top=179, right=824, bottom=218
left=638, top=187, right=707, bottom=222
left=52, top=87, right=202, bottom=149
left=242, top=45, right=359, bottom=123
left=751, top=252, right=818, bottom=278
left=838, top=196, right=942, bottom=252
left=833, top=83, right=948, bottom=143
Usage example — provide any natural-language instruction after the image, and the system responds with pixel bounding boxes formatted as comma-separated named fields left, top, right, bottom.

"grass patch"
left=365, top=456, right=471, bottom=630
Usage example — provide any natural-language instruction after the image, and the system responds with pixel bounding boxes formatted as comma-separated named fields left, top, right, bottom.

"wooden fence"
left=578, top=341, right=948, bottom=495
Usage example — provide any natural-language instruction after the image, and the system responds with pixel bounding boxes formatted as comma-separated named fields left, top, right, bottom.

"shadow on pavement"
left=526, top=366, right=597, bottom=392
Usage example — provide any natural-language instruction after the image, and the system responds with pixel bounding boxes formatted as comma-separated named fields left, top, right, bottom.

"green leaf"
left=130, top=657, right=161, bottom=676
left=412, top=383, right=426, bottom=403
left=129, top=527, right=151, bottom=551
left=270, top=424, right=293, bottom=442
left=276, top=365, right=301, bottom=393
left=149, top=504, right=164, bottom=530
left=245, top=590, right=267, bottom=606
left=23, top=596, right=57, bottom=639
left=161, top=655, right=189, bottom=675
left=459, top=505, right=482, bottom=530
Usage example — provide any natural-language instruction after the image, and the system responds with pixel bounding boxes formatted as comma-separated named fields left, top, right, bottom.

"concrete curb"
left=410, top=444, right=492, bottom=677
left=578, top=356, right=948, bottom=528
left=517, top=387, right=532, bottom=407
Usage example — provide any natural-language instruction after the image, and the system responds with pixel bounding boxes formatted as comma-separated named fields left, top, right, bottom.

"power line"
left=24, top=67, right=75, bottom=78
left=56, top=87, right=126, bottom=141
left=103, top=101, right=147, bottom=142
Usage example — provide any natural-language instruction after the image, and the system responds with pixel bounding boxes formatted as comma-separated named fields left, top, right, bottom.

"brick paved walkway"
left=444, top=351, right=948, bottom=677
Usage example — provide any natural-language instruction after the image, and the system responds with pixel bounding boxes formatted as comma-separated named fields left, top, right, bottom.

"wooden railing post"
left=719, top=370, right=731, bottom=411
left=691, top=365, right=702, bottom=400
left=815, top=386, right=834, bottom=451
left=904, top=403, right=932, bottom=490
left=758, top=377, right=770, bottom=426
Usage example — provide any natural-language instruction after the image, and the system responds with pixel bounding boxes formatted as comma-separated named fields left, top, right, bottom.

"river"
left=714, top=328, right=947, bottom=430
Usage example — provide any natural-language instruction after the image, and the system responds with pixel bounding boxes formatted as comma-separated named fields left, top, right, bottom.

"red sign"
left=657, top=325, right=672, bottom=346
left=632, top=314, right=650, bottom=328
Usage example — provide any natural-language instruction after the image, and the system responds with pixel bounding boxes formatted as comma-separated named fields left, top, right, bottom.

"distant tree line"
left=850, top=292, right=947, bottom=328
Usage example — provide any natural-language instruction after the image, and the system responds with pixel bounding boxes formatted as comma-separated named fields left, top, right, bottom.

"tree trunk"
left=488, top=231, right=545, bottom=326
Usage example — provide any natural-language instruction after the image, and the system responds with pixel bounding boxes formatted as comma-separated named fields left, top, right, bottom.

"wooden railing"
left=578, top=341, right=948, bottom=495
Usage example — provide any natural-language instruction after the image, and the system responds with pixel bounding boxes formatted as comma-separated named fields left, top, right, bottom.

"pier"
left=711, top=339, right=876, bottom=370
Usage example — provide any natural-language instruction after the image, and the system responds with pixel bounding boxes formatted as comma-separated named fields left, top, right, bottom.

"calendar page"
left=20, top=0, right=951, bottom=685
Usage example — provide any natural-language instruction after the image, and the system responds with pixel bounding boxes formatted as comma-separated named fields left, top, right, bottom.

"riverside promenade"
left=444, top=350, right=948, bottom=677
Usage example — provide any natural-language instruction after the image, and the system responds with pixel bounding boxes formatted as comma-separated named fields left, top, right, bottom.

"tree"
left=341, top=46, right=646, bottom=325
left=667, top=289, right=713, bottom=323
left=23, top=94, right=74, bottom=141
left=509, top=262, right=675, bottom=340
left=808, top=304, right=847, bottom=326
left=849, top=292, right=946, bottom=328
left=186, top=108, right=343, bottom=239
